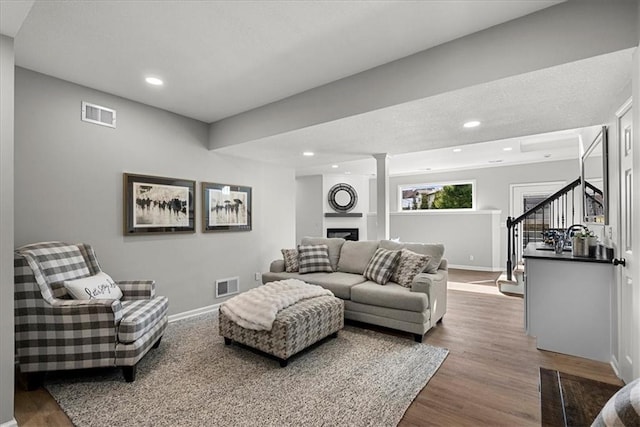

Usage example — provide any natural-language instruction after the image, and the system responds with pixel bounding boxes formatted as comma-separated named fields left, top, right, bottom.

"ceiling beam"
left=209, top=0, right=638, bottom=151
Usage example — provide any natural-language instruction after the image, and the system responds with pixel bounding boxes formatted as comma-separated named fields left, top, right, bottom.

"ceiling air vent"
left=216, top=277, right=239, bottom=298
left=81, top=101, right=116, bottom=128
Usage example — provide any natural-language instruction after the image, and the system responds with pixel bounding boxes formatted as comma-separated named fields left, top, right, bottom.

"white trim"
left=168, top=303, right=220, bottom=323
left=448, top=264, right=503, bottom=272
left=390, top=209, right=501, bottom=216
left=610, top=355, right=621, bottom=379
left=615, top=97, right=632, bottom=117
left=0, top=419, right=18, bottom=427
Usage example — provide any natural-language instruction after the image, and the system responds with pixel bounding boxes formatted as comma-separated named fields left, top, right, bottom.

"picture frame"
left=123, top=173, right=195, bottom=235
left=202, top=182, right=252, bottom=232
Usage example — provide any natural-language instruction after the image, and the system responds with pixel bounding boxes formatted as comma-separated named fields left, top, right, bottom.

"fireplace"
left=327, top=228, right=359, bottom=241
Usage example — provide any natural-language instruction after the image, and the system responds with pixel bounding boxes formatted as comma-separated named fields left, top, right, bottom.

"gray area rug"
left=45, top=312, right=448, bottom=426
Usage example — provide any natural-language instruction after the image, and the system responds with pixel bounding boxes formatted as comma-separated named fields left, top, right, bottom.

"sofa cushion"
left=301, top=237, right=345, bottom=271
left=380, top=240, right=444, bottom=274
left=391, top=249, right=431, bottom=287
left=363, top=248, right=401, bottom=285
left=337, top=240, right=379, bottom=274
left=351, top=281, right=428, bottom=312
left=298, top=244, right=333, bottom=274
left=300, top=272, right=367, bottom=300
left=281, top=248, right=299, bottom=272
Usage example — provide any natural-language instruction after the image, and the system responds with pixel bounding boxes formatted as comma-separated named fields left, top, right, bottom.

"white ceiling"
left=7, top=1, right=633, bottom=177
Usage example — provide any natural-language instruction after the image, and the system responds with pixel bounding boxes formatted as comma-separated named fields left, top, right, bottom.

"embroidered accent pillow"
left=592, top=377, right=640, bottom=427
left=363, top=248, right=401, bottom=285
left=63, top=271, right=123, bottom=300
left=298, top=244, right=333, bottom=274
left=391, top=248, right=431, bottom=287
left=281, top=248, right=299, bottom=272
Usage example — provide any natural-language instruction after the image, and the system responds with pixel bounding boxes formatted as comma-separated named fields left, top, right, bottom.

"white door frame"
left=510, top=181, right=567, bottom=218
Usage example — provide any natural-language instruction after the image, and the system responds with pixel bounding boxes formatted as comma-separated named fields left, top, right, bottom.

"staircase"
left=498, top=177, right=582, bottom=296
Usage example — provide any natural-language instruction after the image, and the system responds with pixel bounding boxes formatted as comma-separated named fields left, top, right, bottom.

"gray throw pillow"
left=592, top=377, right=640, bottom=426
left=298, top=244, right=333, bottom=274
left=363, top=248, right=401, bottom=285
left=380, top=240, right=444, bottom=274
left=281, top=248, right=299, bottom=272
left=391, top=249, right=431, bottom=287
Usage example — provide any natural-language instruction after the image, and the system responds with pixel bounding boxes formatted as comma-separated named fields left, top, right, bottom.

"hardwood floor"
left=14, top=269, right=621, bottom=426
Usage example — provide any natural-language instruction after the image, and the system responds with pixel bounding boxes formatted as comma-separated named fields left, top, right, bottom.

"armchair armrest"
left=117, top=280, right=156, bottom=300
left=411, top=268, right=448, bottom=324
left=270, top=260, right=285, bottom=273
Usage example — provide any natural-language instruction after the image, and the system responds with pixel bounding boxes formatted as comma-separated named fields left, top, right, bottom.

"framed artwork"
left=123, top=173, right=195, bottom=234
left=202, top=182, right=252, bottom=232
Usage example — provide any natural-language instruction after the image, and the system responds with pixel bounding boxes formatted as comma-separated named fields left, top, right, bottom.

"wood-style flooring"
left=14, top=268, right=622, bottom=426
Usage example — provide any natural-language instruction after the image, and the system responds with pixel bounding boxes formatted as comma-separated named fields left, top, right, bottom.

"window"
left=399, top=181, right=475, bottom=211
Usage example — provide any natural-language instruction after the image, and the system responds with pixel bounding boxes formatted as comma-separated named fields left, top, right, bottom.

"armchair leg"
left=22, top=371, right=45, bottom=391
left=152, top=337, right=162, bottom=349
left=123, top=365, right=137, bottom=382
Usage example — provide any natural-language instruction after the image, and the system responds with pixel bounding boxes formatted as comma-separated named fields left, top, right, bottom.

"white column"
left=374, top=153, right=390, bottom=240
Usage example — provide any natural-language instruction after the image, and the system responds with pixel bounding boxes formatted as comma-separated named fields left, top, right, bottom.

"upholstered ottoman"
left=219, top=295, right=344, bottom=367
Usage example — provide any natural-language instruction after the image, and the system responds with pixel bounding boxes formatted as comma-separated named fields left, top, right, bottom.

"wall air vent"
left=81, top=101, right=116, bottom=128
left=216, top=277, right=239, bottom=298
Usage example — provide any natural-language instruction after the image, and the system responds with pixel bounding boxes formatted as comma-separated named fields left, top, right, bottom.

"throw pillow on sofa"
left=281, top=248, right=299, bottom=272
left=298, top=244, right=333, bottom=274
left=363, top=248, right=401, bottom=285
left=391, top=248, right=431, bottom=287
left=380, top=240, right=444, bottom=274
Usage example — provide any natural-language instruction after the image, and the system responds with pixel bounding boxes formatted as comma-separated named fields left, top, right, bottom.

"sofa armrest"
left=270, top=260, right=285, bottom=273
left=411, top=268, right=448, bottom=324
left=117, top=280, right=156, bottom=300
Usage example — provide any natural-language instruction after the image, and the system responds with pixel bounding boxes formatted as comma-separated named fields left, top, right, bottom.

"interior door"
left=617, top=100, right=633, bottom=383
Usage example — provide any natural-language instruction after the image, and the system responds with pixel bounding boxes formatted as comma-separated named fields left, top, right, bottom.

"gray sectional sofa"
left=262, top=237, right=447, bottom=342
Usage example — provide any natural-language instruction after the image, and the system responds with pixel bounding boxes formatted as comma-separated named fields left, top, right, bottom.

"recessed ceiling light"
left=488, top=159, right=503, bottom=163
left=544, top=154, right=552, bottom=158
left=302, top=151, right=314, bottom=157
left=503, top=147, right=513, bottom=151
left=463, top=120, right=481, bottom=128
left=331, top=164, right=339, bottom=168
left=345, top=171, right=351, bottom=175
left=145, top=76, right=164, bottom=86
left=453, top=148, right=462, bottom=153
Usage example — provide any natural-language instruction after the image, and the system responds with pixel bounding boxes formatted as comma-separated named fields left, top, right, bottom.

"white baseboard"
left=610, top=355, right=621, bottom=379
left=448, top=264, right=503, bottom=272
left=0, top=418, right=18, bottom=427
left=168, top=303, right=220, bottom=323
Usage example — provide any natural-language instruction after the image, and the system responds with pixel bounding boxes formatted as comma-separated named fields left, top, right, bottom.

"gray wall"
left=296, top=175, right=323, bottom=243
left=0, top=34, right=15, bottom=426
left=369, top=158, right=581, bottom=269
left=14, top=68, right=296, bottom=315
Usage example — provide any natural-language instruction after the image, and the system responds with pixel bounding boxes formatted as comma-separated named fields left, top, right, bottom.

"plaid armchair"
left=14, top=241, right=168, bottom=388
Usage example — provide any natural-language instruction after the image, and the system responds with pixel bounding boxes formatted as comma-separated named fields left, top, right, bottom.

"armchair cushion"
left=63, top=271, right=123, bottom=300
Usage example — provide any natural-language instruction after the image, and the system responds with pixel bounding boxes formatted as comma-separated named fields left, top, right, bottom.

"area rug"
left=45, top=311, right=448, bottom=426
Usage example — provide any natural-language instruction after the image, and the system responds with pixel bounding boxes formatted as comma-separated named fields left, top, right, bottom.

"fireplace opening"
left=327, top=228, right=359, bottom=241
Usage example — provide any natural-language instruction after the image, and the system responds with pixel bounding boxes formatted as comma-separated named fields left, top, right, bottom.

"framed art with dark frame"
left=123, top=173, right=195, bottom=234
left=202, top=182, right=252, bottom=232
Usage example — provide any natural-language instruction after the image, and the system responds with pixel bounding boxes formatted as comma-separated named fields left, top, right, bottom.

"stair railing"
left=505, top=177, right=581, bottom=280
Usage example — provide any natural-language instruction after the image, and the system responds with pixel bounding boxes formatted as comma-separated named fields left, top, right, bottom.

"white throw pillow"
left=63, top=272, right=123, bottom=300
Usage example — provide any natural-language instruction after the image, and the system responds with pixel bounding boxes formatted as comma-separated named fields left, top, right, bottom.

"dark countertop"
left=523, top=242, right=613, bottom=264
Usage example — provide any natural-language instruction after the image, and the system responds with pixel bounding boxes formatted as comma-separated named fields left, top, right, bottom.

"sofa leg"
left=330, top=331, right=338, bottom=339
left=152, top=337, right=162, bottom=349
left=279, top=358, right=289, bottom=368
left=23, top=371, right=45, bottom=391
left=437, top=316, right=444, bottom=324
left=123, top=365, right=137, bottom=382
left=224, top=337, right=232, bottom=345
left=414, top=333, right=424, bottom=343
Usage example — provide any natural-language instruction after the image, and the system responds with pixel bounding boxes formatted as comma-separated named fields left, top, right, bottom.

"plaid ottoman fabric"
left=219, top=295, right=344, bottom=362
left=14, top=241, right=168, bottom=377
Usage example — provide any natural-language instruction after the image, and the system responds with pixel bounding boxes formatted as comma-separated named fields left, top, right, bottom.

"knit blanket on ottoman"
left=220, top=279, right=333, bottom=331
